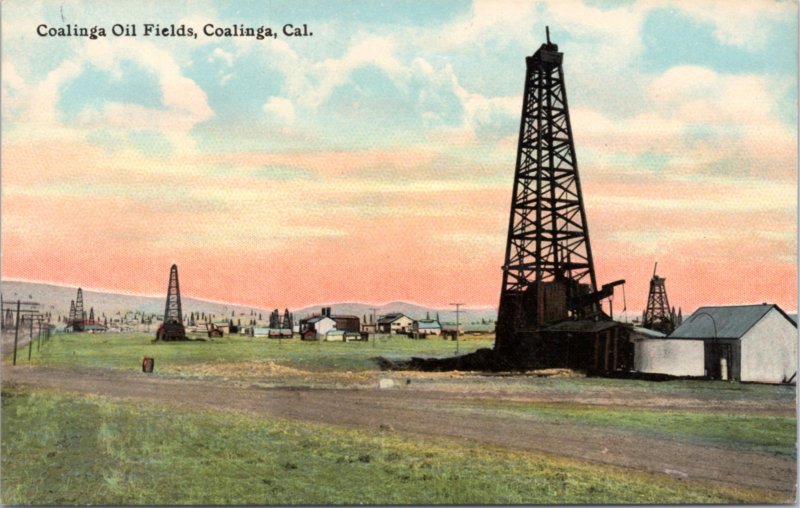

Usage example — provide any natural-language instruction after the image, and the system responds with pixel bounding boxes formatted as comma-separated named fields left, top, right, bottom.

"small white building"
left=300, top=315, right=337, bottom=338
left=638, top=304, right=797, bottom=383
left=250, top=327, right=270, bottom=337
left=633, top=327, right=705, bottom=377
left=324, top=329, right=361, bottom=342
left=413, top=319, right=442, bottom=336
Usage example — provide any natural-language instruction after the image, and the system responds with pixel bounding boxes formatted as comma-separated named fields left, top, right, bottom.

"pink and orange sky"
left=2, top=0, right=797, bottom=313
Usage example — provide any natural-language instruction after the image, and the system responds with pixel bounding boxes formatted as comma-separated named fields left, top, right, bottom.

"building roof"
left=631, top=326, right=666, bottom=338
left=541, top=320, right=622, bottom=334
left=670, top=304, right=795, bottom=340
left=416, top=319, right=441, bottom=329
left=306, top=315, right=335, bottom=324
left=378, top=313, right=409, bottom=324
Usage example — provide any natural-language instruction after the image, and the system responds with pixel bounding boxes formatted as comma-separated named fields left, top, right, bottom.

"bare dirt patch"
left=169, top=360, right=368, bottom=381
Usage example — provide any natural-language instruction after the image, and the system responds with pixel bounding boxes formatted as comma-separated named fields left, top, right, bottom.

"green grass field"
left=14, top=331, right=492, bottom=374
left=14, top=332, right=798, bottom=400
left=1, top=386, right=781, bottom=505
left=2, top=331, right=796, bottom=504
left=459, top=400, right=796, bottom=457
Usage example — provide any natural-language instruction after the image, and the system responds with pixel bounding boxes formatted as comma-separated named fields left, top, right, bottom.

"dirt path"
left=3, top=365, right=796, bottom=498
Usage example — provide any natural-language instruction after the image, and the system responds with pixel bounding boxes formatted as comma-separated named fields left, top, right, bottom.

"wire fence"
left=1, top=300, right=53, bottom=365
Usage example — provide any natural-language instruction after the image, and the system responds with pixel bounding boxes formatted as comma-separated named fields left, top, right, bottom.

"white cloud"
left=2, top=60, right=26, bottom=117
left=262, top=96, right=296, bottom=125
left=569, top=62, right=795, bottom=181
left=668, top=0, right=793, bottom=49
left=28, top=61, right=82, bottom=126
left=427, top=0, right=540, bottom=50
left=210, top=47, right=234, bottom=66
left=306, top=35, right=407, bottom=109
left=545, top=0, right=645, bottom=54
left=90, top=39, right=212, bottom=127
left=7, top=37, right=214, bottom=154
left=1, top=60, right=25, bottom=92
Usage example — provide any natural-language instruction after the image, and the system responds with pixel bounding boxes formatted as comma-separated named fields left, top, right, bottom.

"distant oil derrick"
left=66, top=288, right=86, bottom=332
left=74, top=288, right=85, bottom=331
left=495, top=28, right=623, bottom=357
left=270, top=308, right=280, bottom=328
left=643, top=263, right=675, bottom=334
left=155, top=264, right=186, bottom=341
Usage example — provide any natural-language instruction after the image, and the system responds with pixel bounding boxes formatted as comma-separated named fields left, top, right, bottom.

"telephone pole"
left=369, top=308, right=378, bottom=347
left=450, top=303, right=465, bottom=354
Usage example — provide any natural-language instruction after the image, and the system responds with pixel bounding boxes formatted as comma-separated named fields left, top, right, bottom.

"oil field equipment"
left=494, top=28, right=624, bottom=362
left=66, top=288, right=86, bottom=331
left=65, top=288, right=100, bottom=332
left=206, top=322, right=223, bottom=338
left=67, top=300, right=76, bottom=327
left=155, top=264, right=186, bottom=341
left=643, top=263, right=675, bottom=335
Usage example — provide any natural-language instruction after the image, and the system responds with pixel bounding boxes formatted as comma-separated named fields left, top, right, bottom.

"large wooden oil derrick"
left=495, top=29, right=600, bottom=355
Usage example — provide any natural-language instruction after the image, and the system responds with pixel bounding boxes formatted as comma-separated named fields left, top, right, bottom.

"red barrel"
left=142, top=356, right=154, bottom=373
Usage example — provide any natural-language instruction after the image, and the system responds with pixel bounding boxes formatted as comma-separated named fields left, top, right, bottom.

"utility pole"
left=27, top=315, right=34, bottom=361
left=450, top=303, right=465, bottom=355
left=369, top=308, right=378, bottom=347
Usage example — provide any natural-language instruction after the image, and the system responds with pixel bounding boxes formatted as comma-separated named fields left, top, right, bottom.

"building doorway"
left=705, top=342, right=734, bottom=380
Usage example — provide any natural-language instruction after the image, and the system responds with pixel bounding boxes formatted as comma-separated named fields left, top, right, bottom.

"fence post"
left=27, top=316, right=34, bottom=362
left=12, top=300, right=20, bottom=366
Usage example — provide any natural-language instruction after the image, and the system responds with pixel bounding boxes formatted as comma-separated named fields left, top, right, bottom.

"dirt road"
left=3, top=365, right=796, bottom=498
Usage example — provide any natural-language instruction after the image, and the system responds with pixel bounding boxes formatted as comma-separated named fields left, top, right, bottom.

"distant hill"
left=1, top=280, right=498, bottom=325
left=0, top=280, right=267, bottom=321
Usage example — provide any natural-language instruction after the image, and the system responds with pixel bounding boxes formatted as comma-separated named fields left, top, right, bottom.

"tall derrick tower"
left=643, top=263, right=675, bottom=335
left=156, top=264, right=186, bottom=341
left=72, top=288, right=85, bottom=332
left=495, top=28, right=601, bottom=354
left=68, top=300, right=76, bottom=327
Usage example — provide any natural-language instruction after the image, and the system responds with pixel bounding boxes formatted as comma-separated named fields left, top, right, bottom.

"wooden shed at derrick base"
left=516, top=320, right=634, bottom=373
left=669, top=304, right=797, bottom=384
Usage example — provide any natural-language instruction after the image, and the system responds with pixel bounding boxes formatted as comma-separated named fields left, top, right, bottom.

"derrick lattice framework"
left=495, top=29, right=598, bottom=353
left=157, top=264, right=186, bottom=340
left=643, top=264, right=675, bottom=335
left=68, top=300, right=76, bottom=326
left=70, top=288, right=85, bottom=332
